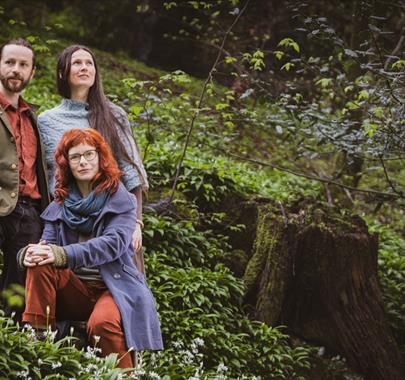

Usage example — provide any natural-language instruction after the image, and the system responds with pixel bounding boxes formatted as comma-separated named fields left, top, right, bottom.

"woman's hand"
left=132, top=223, right=142, bottom=252
left=23, top=241, right=55, bottom=267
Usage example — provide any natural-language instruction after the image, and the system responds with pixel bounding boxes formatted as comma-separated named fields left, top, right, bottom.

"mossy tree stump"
left=243, top=202, right=402, bottom=380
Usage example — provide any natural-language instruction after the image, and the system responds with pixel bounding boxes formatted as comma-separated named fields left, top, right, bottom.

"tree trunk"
left=243, top=201, right=402, bottom=380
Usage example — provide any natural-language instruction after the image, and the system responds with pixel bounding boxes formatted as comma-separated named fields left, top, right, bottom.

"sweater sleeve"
left=16, top=247, right=29, bottom=270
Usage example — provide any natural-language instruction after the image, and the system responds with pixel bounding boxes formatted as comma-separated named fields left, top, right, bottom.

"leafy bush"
left=365, top=221, right=405, bottom=350
left=2, top=11, right=399, bottom=378
left=142, top=213, right=314, bottom=378
left=0, top=315, right=129, bottom=379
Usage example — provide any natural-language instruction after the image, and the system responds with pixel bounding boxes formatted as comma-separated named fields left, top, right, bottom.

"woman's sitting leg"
left=87, top=291, right=134, bottom=368
left=23, top=266, right=95, bottom=328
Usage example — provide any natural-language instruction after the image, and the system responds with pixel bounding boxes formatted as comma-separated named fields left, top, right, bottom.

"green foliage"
left=0, top=315, right=128, bottom=379
left=1, top=5, right=403, bottom=378
left=263, top=3, right=404, bottom=198
left=277, top=38, right=300, bottom=53
left=142, top=213, right=314, bottom=378
left=365, top=220, right=405, bottom=351
left=2, top=284, right=25, bottom=308
left=143, top=140, right=321, bottom=210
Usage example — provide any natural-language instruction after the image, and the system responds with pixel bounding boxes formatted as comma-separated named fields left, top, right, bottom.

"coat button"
left=10, top=137, right=14, bottom=143
left=11, top=163, right=17, bottom=170
left=113, top=273, right=121, bottom=279
left=11, top=192, right=16, bottom=198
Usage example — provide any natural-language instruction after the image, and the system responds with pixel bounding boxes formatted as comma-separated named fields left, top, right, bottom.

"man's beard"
left=0, top=73, right=30, bottom=93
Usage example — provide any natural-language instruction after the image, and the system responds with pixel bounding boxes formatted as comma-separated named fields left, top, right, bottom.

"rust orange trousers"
left=22, top=265, right=133, bottom=368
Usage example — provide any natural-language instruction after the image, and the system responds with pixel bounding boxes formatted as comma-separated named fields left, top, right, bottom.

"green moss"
left=243, top=204, right=282, bottom=291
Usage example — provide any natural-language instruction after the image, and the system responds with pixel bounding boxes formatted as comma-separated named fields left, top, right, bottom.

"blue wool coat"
left=40, top=183, right=163, bottom=351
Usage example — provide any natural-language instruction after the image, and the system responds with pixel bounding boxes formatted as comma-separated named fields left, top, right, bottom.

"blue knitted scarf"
left=62, top=183, right=109, bottom=234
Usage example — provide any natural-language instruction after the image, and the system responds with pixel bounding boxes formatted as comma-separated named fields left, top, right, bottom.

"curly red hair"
left=54, top=128, right=122, bottom=202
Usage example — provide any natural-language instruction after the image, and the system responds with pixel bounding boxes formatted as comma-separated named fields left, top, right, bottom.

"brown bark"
left=243, top=201, right=402, bottom=380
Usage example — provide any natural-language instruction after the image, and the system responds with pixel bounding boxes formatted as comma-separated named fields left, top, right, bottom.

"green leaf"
left=315, top=78, right=332, bottom=88
left=215, top=103, right=229, bottom=111
left=164, top=2, right=177, bottom=9
left=363, top=122, right=378, bottom=137
left=392, top=59, right=405, bottom=70
left=357, top=90, right=369, bottom=101
left=225, top=56, right=237, bottom=64
left=372, top=107, right=384, bottom=118
left=130, top=105, right=143, bottom=116
left=346, top=101, right=360, bottom=110
left=278, top=37, right=300, bottom=53
left=281, top=62, right=295, bottom=71
left=274, top=50, right=284, bottom=60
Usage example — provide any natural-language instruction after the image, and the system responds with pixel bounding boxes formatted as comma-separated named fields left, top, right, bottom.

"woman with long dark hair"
left=38, top=45, right=147, bottom=271
left=19, top=128, right=163, bottom=368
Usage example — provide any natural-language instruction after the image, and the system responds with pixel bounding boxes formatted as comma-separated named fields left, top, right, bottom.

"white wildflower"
left=44, top=327, right=57, bottom=342
left=16, top=370, right=29, bottom=379
left=51, top=361, right=62, bottom=369
left=193, top=337, right=204, bottom=346
left=217, top=363, right=228, bottom=373
left=84, top=363, right=99, bottom=373
left=149, top=371, right=161, bottom=380
left=182, top=349, right=195, bottom=364
left=130, top=368, right=146, bottom=378
left=23, top=324, right=37, bottom=340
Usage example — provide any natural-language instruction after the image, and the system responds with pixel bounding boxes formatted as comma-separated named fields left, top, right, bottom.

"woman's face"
left=68, top=49, right=96, bottom=92
left=68, top=143, right=99, bottom=188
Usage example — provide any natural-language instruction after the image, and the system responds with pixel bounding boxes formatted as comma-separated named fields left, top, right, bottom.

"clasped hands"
left=23, top=240, right=55, bottom=267
left=23, top=223, right=141, bottom=268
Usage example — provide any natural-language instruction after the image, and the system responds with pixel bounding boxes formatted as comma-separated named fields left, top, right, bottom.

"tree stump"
left=243, top=201, right=402, bottom=380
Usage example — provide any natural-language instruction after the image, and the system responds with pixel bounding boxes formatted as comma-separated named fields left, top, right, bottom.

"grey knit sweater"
left=38, top=99, right=148, bottom=194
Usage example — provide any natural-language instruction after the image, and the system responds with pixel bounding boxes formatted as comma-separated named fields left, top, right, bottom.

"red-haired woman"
left=18, top=128, right=163, bottom=368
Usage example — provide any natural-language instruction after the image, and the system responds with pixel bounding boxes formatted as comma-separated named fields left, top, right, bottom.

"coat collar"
left=41, top=182, right=136, bottom=223
left=0, top=101, right=38, bottom=136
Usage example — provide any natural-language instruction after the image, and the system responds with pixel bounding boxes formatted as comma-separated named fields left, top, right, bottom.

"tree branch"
left=370, top=30, right=402, bottom=104
left=378, top=154, right=404, bottom=196
left=168, top=0, right=251, bottom=205
left=384, top=33, right=405, bottom=71
left=211, top=145, right=404, bottom=200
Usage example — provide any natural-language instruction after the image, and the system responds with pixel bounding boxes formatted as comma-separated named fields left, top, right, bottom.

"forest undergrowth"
left=0, top=4, right=404, bottom=378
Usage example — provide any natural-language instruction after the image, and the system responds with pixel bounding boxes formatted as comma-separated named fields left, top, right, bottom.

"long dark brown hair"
left=56, top=45, right=132, bottom=165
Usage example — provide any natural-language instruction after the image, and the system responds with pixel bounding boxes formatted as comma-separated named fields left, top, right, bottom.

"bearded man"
left=0, top=38, right=49, bottom=320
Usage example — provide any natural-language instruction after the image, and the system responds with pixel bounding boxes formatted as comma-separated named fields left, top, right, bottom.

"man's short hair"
left=0, top=38, right=36, bottom=67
